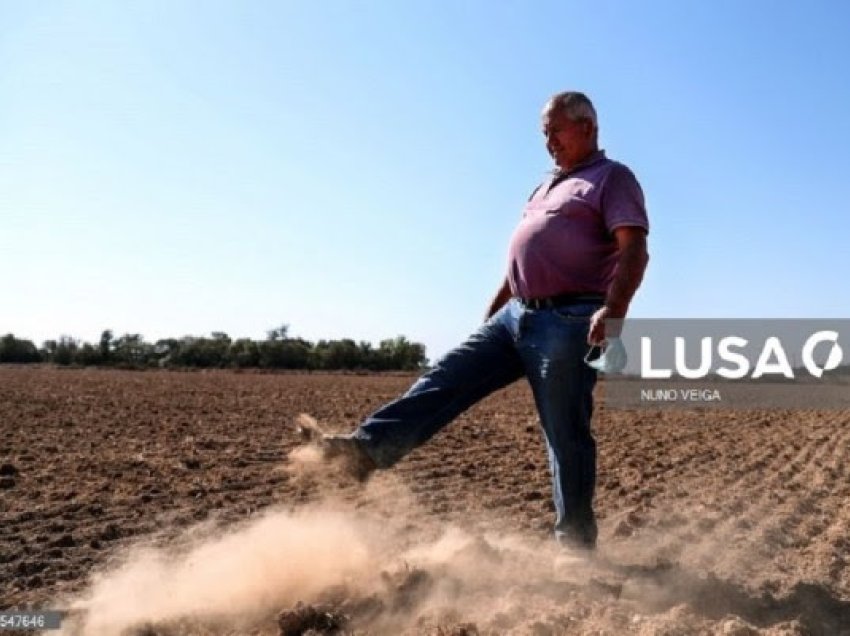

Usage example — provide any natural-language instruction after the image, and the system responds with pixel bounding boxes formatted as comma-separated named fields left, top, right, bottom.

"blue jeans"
left=353, top=298, right=600, bottom=545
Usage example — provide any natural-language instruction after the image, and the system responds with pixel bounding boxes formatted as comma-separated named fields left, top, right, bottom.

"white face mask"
left=584, top=336, right=627, bottom=374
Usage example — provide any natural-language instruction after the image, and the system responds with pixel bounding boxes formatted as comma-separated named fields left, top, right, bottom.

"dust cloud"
left=54, top=441, right=813, bottom=635
left=57, top=468, right=603, bottom=635
left=59, top=505, right=379, bottom=635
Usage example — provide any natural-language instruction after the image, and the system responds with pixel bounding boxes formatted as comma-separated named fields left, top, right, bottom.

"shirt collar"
left=551, top=149, right=607, bottom=177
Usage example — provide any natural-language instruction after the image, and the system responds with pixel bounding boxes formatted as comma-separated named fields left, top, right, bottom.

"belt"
left=517, top=293, right=605, bottom=310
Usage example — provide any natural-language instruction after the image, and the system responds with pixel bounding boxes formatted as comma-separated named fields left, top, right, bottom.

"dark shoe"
left=319, top=435, right=377, bottom=482
left=294, top=414, right=377, bottom=482
left=557, top=534, right=596, bottom=552
left=555, top=525, right=598, bottom=552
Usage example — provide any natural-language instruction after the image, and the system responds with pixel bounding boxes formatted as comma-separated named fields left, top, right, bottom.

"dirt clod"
left=277, top=602, right=348, bottom=636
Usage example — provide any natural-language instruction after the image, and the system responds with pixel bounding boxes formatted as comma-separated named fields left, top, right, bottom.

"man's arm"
left=484, top=276, right=512, bottom=321
left=588, top=226, right=649, bottom=344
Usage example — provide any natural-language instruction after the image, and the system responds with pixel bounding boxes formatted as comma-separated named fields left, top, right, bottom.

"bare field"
left=2, top=366, right=849, bottom=635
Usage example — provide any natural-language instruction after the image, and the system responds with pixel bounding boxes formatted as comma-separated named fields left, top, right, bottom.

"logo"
left=605, top=320, right=850, bottom=410
left=640, top=330, right=844, bottom=380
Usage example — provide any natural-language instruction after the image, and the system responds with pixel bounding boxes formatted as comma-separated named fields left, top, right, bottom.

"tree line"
left=0, top=326, right=428, bottom=371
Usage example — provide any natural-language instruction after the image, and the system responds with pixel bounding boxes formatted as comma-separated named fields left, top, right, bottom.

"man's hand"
left=588, top=306, right=615, bottom=345
left=589, top=226, right=649, bottom=344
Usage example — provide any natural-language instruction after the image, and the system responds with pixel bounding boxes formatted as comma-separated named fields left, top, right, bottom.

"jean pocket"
left=552, top=303, right=600, bottom=323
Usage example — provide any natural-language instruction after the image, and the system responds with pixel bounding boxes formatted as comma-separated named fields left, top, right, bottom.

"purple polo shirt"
left=507, top=150, right=648, bottom=299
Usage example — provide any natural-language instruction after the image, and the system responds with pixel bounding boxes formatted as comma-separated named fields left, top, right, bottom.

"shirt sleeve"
left=600, top=163, right=649, bottom=235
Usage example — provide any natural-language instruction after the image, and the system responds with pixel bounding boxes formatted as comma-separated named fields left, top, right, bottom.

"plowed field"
left=1, top=367, right=849, bottom=635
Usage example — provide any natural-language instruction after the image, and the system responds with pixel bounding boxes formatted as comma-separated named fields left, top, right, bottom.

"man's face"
left=542, top=107, right=595, bottom=171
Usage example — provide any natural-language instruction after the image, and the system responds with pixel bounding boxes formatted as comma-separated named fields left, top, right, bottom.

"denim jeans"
left=353, top=298, right=601, bottom=545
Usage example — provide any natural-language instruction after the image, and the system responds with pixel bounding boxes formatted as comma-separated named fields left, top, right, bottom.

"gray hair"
left=544, top=91, right=598, bottom=128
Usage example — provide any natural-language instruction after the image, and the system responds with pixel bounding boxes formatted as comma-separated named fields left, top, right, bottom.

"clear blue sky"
left=3, top=1, right=849, bottom=362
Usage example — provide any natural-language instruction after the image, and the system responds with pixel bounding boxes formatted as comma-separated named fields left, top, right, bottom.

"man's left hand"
left=588, top=306, right=621, bottom=345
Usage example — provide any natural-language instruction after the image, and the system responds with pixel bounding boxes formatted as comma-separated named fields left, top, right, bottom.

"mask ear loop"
left=584, top=343, right=604, bottom=364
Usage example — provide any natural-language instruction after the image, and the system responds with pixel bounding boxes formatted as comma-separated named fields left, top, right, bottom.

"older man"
left=312, top=91, right=649, bottom=550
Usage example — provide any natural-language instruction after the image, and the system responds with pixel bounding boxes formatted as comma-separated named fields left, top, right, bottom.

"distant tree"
left=229, top=338, right=260, bottom=368
left=266, top=324, right=289, bottom=341
left=0, top=334, right=41, bottom=363
left=154, top=338, right=180, bottom=366
left=112, top=334, right=152, bottom=367
left=41, top=340, right=57, bottom=362
left=166, top=334, right=230, bottom=368
left=204, top=332, right=231, bottom=367
left=22, top=325, right=428, bottom=372
left=310, top=339, right=332, bottom=370
left=259, top=337, right=310, bottom=369
left=99, top=330, right=113, bottom=362
left=325, top=339, right=360, bottom=370
left=357, top=341, right=377, bottom=369
left=378, top=336, right=427, bottom=370
left=53, top=336, right=79, bottom=366
left=74, top=343, right=102, bottom=366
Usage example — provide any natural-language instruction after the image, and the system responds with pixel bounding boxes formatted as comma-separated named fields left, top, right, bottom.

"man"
left=309, top=91, right=649, bottom=550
